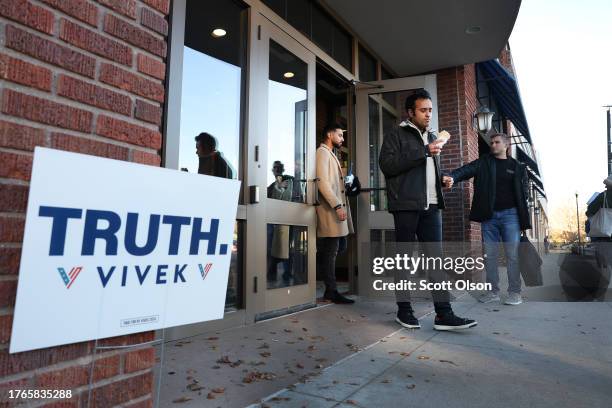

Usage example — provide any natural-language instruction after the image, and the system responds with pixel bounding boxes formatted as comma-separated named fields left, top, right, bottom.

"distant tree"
left=549, top=199, right=587, bottom=244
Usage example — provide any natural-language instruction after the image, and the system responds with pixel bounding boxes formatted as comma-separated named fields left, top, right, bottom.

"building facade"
left=0, top=0, right=545, bottom=405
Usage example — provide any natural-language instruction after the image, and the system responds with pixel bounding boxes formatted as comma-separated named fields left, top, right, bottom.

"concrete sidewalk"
left=255, top=301, right=612, bottom=408
left=159, top=297, right=612, bottom=407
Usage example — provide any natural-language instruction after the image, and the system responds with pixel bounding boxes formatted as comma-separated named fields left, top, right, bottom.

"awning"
left=516, top=147, right=539, bottom=174
left=477, top=60, right=532, bottom=144
left=525, top=168, right=546, bottom=199
left=532, top=182, right=546, bottom=199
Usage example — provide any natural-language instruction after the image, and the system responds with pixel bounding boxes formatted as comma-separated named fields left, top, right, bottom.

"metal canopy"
left=323, top=0, right=521, bottom=76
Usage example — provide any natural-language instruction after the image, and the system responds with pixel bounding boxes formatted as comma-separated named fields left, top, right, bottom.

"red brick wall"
left=498, top=44, right=515, bottom=75
left=0, top=0, right=169, bottom=405
left=436, top=65, right=481, bottom=242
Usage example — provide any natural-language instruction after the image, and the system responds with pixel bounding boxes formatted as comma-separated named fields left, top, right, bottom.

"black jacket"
left=379, top=124, right=445, bottom=212
left=586, top=190, right=612, bottom=218
left=450, top=154, right=531, bottom=230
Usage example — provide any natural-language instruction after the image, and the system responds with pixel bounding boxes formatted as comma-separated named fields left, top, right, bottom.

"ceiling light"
left=465, top=26, right=481, bottom=34
left=283, top=72, right=295, bottom=78
left=211, top=28, right=227, bottom=38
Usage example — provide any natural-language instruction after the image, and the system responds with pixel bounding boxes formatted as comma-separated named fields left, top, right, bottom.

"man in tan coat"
left=316, top=124, right=354, bottom=303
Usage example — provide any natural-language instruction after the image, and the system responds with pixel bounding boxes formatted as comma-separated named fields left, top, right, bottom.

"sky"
left=508, top=0, right=612, bottom=226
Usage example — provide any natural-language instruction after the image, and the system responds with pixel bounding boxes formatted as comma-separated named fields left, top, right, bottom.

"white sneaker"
left=478, top=292, right=501, bottom=303
left=504, top=293, right=523, bottom=305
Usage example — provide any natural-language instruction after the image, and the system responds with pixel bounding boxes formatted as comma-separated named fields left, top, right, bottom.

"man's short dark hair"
left=490, top=133, right=511, bottom=145
left=405, top=89, right=432, bottom=113
left=321, top=123, right=343, bottom=141
left=195, top=132, right=216, bottom=150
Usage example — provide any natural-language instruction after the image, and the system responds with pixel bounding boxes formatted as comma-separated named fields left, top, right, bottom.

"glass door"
left=354, top=75, right=439, bottom=297
left=245, top=14, right=317, bottom=318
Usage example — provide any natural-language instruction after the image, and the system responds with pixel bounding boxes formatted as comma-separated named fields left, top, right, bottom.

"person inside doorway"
left=316, top=124, right=355, bottom=304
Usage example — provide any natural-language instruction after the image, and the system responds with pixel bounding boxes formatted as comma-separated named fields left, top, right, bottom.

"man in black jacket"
left=446, top=133, right=531, bottom=305
left=379, top=90, right=477, bottom=331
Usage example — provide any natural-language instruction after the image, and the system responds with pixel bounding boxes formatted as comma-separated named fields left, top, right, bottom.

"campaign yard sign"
left=10, top=147, right=240, bottom=353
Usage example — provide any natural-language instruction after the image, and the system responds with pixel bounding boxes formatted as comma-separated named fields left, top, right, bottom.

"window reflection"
left=179, top=0, right=246, bottom=179
left=267, top=40, right=308, bottom=203
left=226, top=221, right=244, bottom=311
left=267, top=224, right=308, bottom=288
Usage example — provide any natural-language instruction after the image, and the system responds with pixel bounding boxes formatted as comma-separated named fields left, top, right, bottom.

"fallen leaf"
left=258, top=343, right=270, bottom=349
left=206, top=336, right=219, bottom=341
left=260, top=352, right=271, bottom=358
left=172, top=396, right=192, bottom=403
left=211, top=387, right=225, bottom=394
left=284, top=329, right=292, bottom=333
left=270, top=397, right=291, bottom=402
left=296, top=363, right=304, bottom=369
left=302, top=327, right=308, bottom=332
left=206, top=393, right=215, bottom=399
left=418, top=356, right=430, bottom=360
left=439, top=359, right=458, bottom=366
left=243, top=370, right=277, bottom=383
left=168, top=371, right=175, bottom=375
left=406, top=384, right=416, bottom=389
left=381, top=379, right=391, bottom=383
left=186, top=383, right=204, bottom=392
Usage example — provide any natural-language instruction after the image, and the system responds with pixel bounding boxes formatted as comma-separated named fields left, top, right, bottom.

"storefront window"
left=179, top=0, right=247, bottom=179
left=179, top=0, right=247, bottom=310
left=263, top=0, right=353, bottom=72
left=359, top=45, right=377, bottom=82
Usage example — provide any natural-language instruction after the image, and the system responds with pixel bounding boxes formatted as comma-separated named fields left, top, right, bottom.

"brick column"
left=0, top=0, right=169, bottom=406
left=436, top=65, right=481, bottom=242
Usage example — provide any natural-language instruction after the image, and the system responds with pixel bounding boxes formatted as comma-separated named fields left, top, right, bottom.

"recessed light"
left=283, top=72, right=295, bottom=78
left=212, top=28, right=227, bottom=38
left=465, top=26, right=481, bottom=34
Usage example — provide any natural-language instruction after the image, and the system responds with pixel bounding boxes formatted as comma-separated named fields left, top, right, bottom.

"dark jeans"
left=392, top=205, right=452, bottom=316
left=317, top=236, right=344, bottom=292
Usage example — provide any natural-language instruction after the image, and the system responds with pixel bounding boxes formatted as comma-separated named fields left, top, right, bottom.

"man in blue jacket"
left=445, top=133, right=531, bottom=305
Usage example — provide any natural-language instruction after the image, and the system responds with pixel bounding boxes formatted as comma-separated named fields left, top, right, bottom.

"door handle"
left=311, top=178, right=320, bottom=206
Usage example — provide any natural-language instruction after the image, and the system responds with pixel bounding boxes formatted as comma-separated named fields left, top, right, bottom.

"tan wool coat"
left=316, top=144, right=354, bottom=237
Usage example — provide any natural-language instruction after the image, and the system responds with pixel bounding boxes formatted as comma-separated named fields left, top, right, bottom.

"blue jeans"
left=482, top=208, right=521, bottom=294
